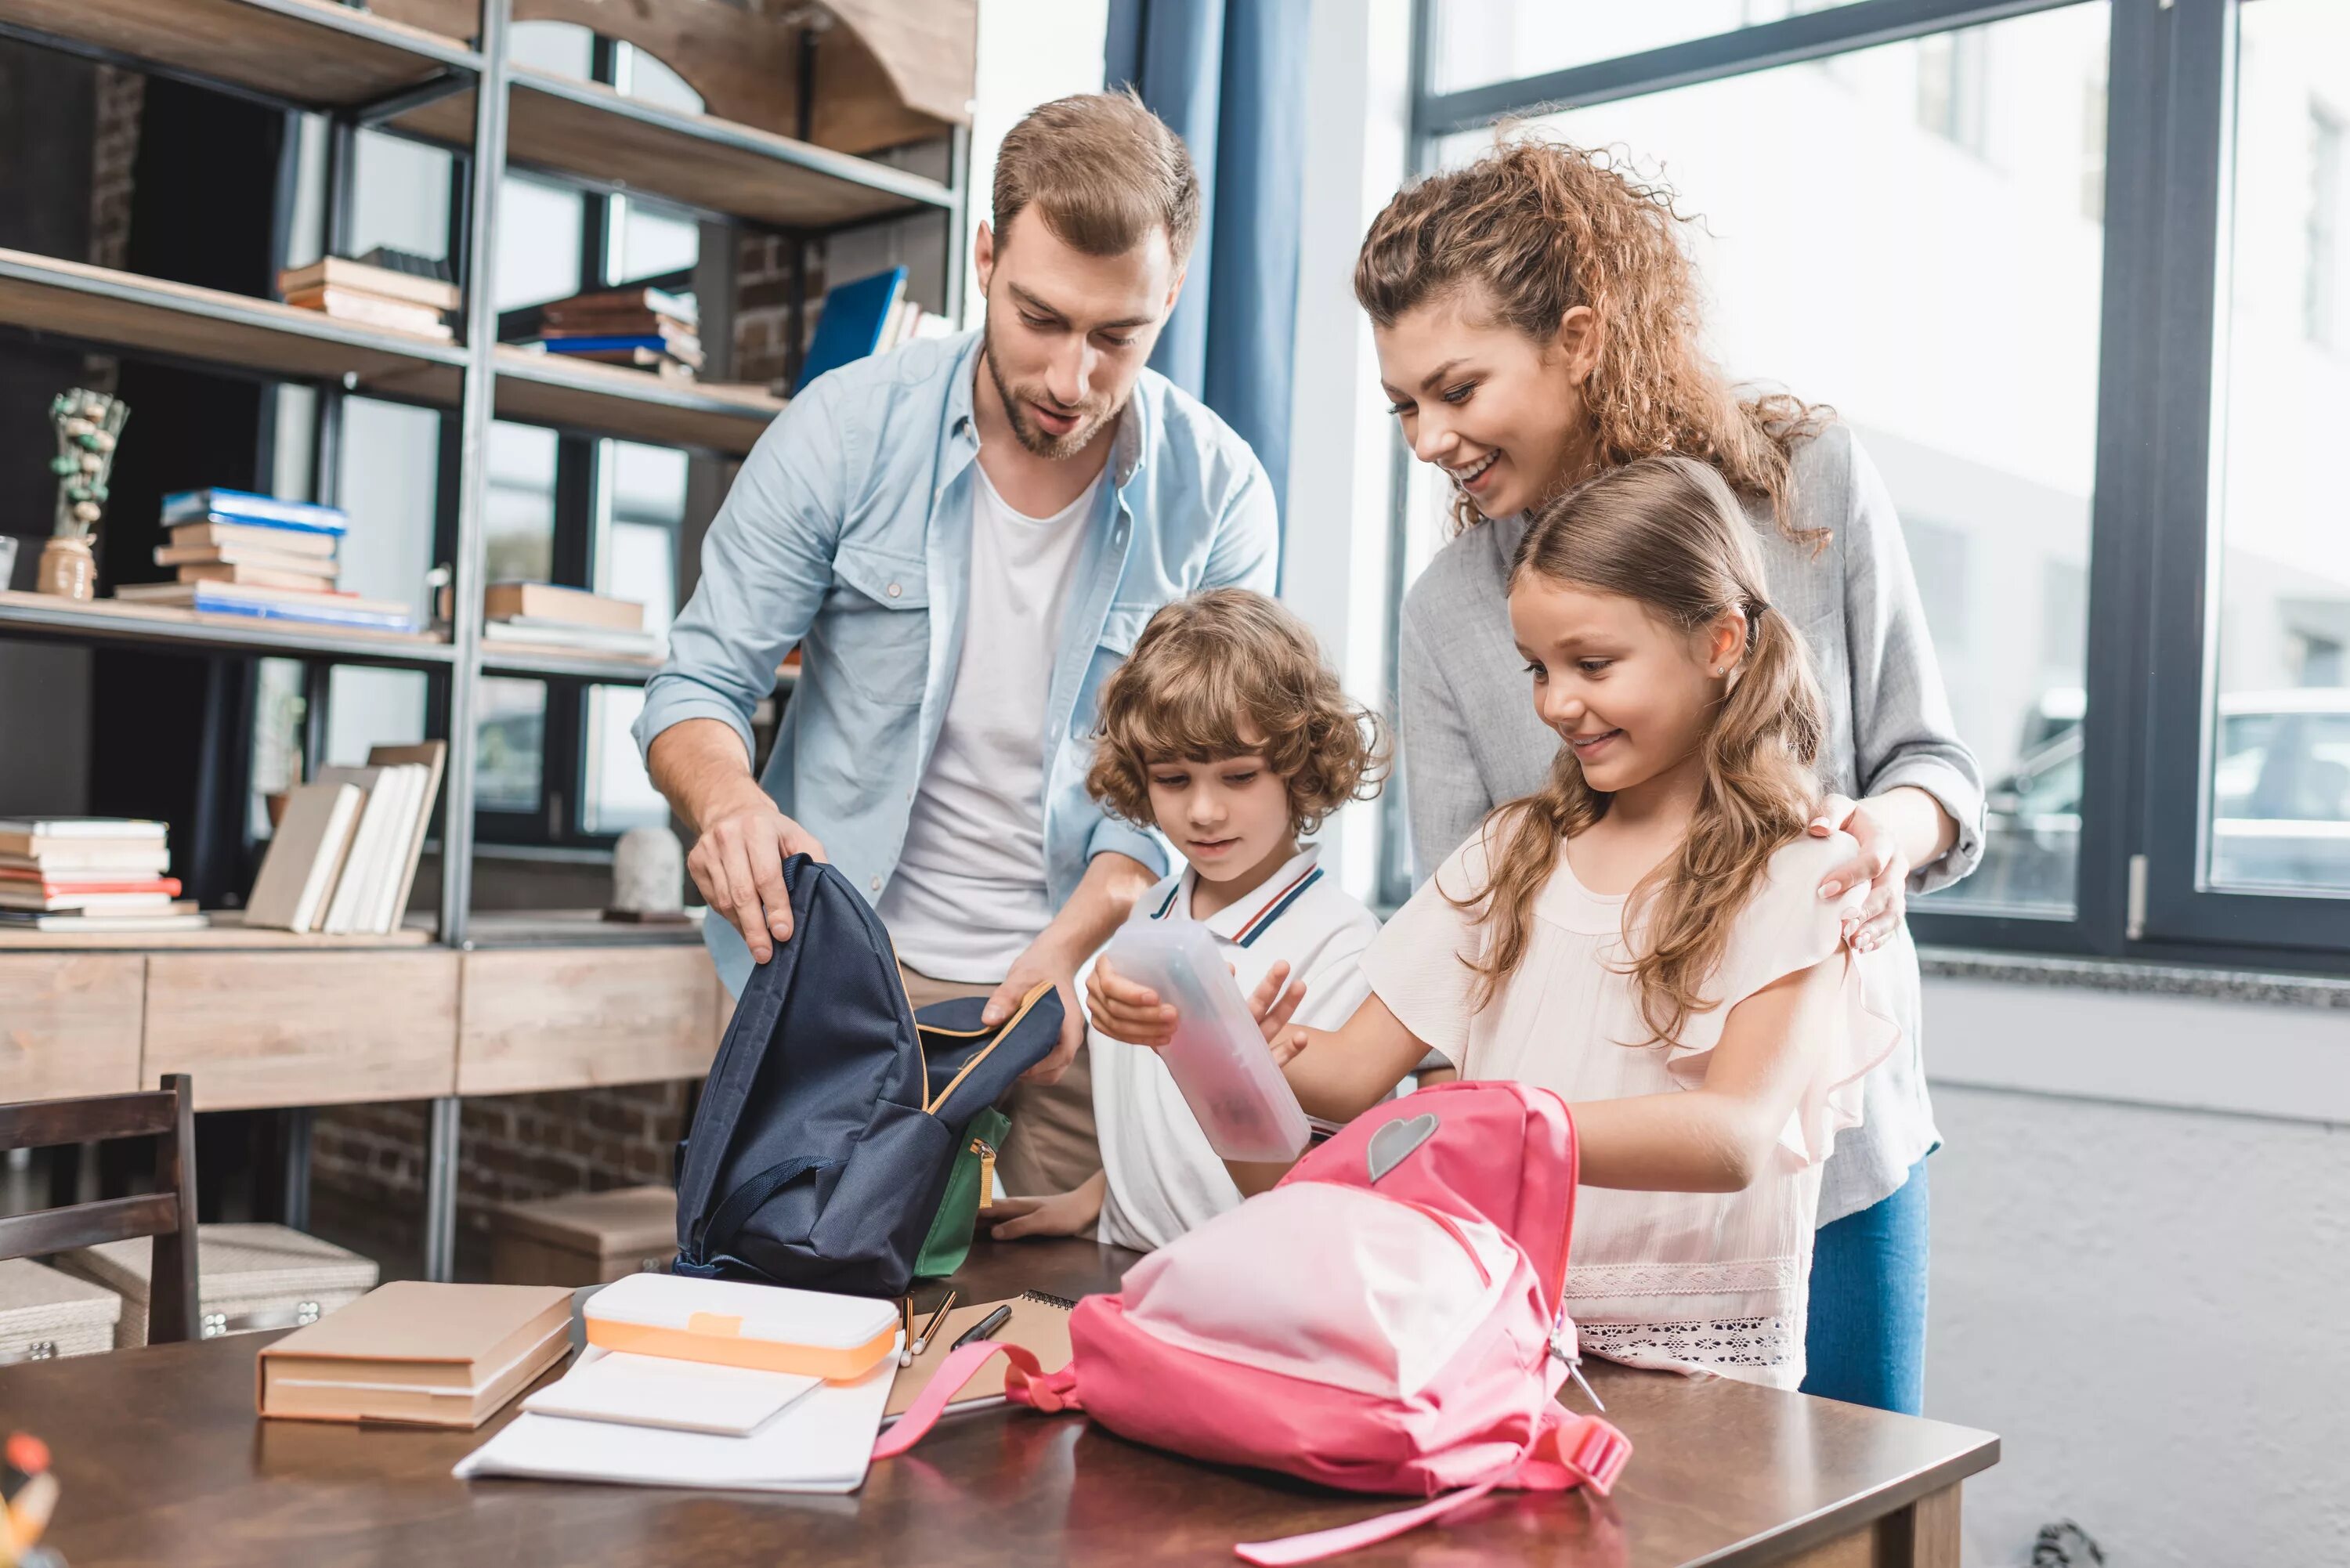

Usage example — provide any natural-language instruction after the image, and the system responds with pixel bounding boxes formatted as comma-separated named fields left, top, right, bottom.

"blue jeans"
left=1800, top=1158, right=1930, bottom=1414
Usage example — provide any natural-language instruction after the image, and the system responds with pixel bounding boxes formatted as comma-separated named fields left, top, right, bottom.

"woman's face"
left=1374, top=286, right=1595, bottom=521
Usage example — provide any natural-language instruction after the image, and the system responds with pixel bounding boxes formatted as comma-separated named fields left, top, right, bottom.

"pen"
left=949, top=1303, right=1012, bottom=1353
left=911, top=1288, right=959, bottom=1357
left=898, top=1295, right=916, bottom=1367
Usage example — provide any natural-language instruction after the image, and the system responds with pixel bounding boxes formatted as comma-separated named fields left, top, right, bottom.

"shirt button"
left=870, top=876, right=883, bottom=893
left=885, top=582, right=902, bottom=598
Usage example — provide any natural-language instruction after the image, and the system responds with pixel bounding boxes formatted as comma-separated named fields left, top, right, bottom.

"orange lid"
left=5, top=1433, right=49, bottom=1474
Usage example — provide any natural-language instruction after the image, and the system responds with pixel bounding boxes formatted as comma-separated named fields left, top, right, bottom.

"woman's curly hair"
left=1089, top=587, right=1387, bottom=836
left=1354, top=129, right=1828, bottom=542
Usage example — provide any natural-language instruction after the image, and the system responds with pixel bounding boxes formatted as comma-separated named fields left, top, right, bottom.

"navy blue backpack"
left=673, top=854, right=1063, bottom=1299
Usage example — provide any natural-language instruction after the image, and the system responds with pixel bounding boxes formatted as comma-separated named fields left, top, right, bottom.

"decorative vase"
left=36, top=537, right=94, bottom=602
left=606, top=824, right=691, bottom=923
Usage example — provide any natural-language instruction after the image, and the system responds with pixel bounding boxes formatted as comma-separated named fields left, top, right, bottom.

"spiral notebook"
left=882, top=1291, right=1076, bottom=1422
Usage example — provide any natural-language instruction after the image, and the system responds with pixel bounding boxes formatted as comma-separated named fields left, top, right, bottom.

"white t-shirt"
left=1087, top=846, right=1381, bottom=1252
left=880, top=464, right=1103, bottom=981
left=1368, top=825, right=1900, bottom=1392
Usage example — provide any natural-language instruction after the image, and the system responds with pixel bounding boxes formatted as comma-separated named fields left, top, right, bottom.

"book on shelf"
left=483, top=582, right=644, bottom=632
left=0, top=818, right=165, bottom=843
left=522, top=343, right=695, bottom=380
left=174, top=562, right=340, bottom=593
left=541, top=317, right=700, bottom=352
left=113, top=581, right=419, bottom=633
left=312, top=765, right=393, bottom=937
left=537, top=334, right=706, bottom=370
left=277, top=255, right=461, bottom=313
left=545, top=284, right=697, bottom=327
left=157, top=541, right=342, bottom=575
left=280, top=284, right=454, bottom=341
left=0, top=882, right=182, bottom=912
left=480, top=619, right=663, bottom=657
left=797, top=266, right=906, bottom=393
left=0, top=908, right=210, bottom=934
left=366, top=740, right=446, bottom=933
left=162, top=489, right=349, bottom=536
left=164, top=521, right=340, bottom=558
left=0, top=844, right=172, bottom=876
left=245, top=782, right=363, bottom=934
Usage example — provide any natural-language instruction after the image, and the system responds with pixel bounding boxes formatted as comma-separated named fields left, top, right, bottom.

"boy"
left=987, top=589, right=1385, bottom=1249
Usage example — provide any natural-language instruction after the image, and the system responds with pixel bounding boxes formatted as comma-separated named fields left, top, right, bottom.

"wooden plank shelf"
left=478, top=639, right=665, bottom=684
left=0, top=590, right=452, bottom=669
left=0, top=0, right=479, bottom=112
left=393, top=67, right=957, bottom=231
left=493, top=347, right=782, bottom=456
left=461, top=909, right=707, bottom=950
left=0, top=911, right=438, bottom=953
left=0, top=247, right=468, bottom=399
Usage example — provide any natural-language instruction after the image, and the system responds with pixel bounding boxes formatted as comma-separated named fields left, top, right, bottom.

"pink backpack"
left=876, top=1081, right=1632, bottom=1563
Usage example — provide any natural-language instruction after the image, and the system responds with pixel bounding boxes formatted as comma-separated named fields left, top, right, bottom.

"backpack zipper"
left=923, top=978, right=1054, bottom=1115
left=971, top=1135, right=997, bottom=1210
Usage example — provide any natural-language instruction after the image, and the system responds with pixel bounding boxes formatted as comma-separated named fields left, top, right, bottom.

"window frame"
left=1395, top=0, right=2348, bottom=972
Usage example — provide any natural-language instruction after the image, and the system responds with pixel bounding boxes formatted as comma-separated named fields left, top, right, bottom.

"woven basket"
left=56, top=1223, right=378, bottom=1349
left=0, top=1258, right=121, bottom=1364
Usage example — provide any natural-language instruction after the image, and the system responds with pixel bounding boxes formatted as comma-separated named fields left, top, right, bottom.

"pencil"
left=898, top=1295, right=916, bottom=1368
left=911, top=1287, right=960, bottom=1357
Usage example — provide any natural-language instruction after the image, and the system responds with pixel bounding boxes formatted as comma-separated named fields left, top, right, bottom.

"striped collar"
left=1148, top=847, right=1325, bottom=948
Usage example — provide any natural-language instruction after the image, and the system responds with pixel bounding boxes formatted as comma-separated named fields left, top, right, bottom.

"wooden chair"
left=0, top=1075, right=199, bottom=1343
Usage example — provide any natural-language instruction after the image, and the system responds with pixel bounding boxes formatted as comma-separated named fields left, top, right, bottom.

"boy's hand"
left=1085, top=957, right=1177, bottom=1047
left=989, top=1172, right=1105, bottom=1240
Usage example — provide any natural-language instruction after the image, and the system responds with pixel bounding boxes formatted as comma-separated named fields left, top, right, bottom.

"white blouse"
left=1368, top=826, right=1900, bottom=1390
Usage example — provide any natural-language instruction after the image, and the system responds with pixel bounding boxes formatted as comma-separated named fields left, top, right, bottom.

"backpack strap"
left=689, top=1152, right=840, bottom=1263
left=1229, top=1411, right=1632, bottom=1567
left=869, top=1341, right=1079, bottom=1461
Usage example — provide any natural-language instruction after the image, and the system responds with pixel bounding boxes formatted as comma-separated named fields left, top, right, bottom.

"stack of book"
left=511, top=286, right=703, bottom=381
left=482, top=582, right=658, bottom=658
left=277, top=250, right=457, bottom=341
left=0, top=818, right=206, bottom=935
left=793, top=266, right=956, bottom=395
left=244, top=742, right=445, bottom=936
left=258, top=1281, right=573, bottom=1428
left=114, top=489, right=420, bottom=634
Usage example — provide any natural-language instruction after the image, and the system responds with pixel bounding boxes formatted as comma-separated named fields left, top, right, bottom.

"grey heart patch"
left=1366, top=1112, right=1439, bottom=1183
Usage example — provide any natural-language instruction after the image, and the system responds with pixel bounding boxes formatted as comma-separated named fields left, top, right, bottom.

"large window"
left=1404, top=0, right=2344, bottom=968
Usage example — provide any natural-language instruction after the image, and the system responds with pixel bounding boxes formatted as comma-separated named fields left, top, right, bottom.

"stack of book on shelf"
left=0, top=818, right=206, bottom=935
left=508, top=285, right=703, bottom=381
left=276, top=248, right=457, bottom=341
left=482, top=582, right=658, bottom=659
left=244, top=742, right=444, bottom=936
left=114, top=489, right=421, bottom=634
left=792, top=266, right=956, bottom=395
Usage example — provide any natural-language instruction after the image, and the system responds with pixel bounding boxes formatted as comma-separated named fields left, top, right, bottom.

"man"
left=634, top=92, right=1279, bottom=1199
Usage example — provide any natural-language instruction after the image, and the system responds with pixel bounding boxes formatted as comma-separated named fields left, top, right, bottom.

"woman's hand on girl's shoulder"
left=1808, top=794, right=1907, bottom=952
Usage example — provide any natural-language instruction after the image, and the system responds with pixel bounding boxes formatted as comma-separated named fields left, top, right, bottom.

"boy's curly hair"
left=1088, top=588, right=1387, bottom=836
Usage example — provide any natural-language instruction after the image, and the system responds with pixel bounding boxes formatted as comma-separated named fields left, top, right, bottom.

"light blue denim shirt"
left=634, top=330, right=1280, bottom=994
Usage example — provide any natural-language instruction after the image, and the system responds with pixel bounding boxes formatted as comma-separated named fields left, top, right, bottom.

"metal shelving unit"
left=0, top=0, right=969, bottom=1281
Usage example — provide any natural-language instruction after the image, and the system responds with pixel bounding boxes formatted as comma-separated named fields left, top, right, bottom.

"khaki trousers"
left=898, top=963, right=1099, bottom=1201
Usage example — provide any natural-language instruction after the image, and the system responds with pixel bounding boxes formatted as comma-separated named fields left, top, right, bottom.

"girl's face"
left=1146, top=745, right=1296, bottom=885
left=1372, top=285, right=1600, bottom=521
left=1508, top=573, right=1741, bottom=797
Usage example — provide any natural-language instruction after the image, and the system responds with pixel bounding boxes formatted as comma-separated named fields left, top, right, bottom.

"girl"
left=1231, top=456, right=1894, bottom=1393
left=1358, top=135, right=1976, bottom=1414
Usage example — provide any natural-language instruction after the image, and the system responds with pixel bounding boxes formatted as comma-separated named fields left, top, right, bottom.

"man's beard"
left=982, top=314, right=1120, bottom=461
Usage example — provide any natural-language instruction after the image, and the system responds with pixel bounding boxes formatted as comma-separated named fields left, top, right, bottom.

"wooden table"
left=0, top=1239, right=1995, bottom=1567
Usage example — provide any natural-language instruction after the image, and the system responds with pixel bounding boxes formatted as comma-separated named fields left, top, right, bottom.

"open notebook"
left=883, top=1291, right=1076, bottom=1422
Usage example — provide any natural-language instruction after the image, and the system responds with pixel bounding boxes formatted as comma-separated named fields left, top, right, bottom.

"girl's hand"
left=1085, top=956, right=1176, bottom=1047
left=1810, top=793, right=1909, bottom=952
left=1246, top=961, right=1310, bottom=1064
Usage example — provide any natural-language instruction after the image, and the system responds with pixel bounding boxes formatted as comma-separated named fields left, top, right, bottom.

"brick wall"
left=311, top=1081, right=694, bottom=1264
left=733, top=230, right=823, bottom=391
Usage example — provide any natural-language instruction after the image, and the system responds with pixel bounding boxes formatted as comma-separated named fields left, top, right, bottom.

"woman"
left=1358, top=138, right=1982, bottom=1416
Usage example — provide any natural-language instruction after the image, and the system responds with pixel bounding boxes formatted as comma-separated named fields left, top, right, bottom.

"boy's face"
left=1144, top=743, right=1296, bottom=886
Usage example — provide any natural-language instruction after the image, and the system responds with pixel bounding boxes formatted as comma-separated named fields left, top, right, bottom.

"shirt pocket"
left=822, top=540, right=931, bottom=709
left=1072, top=599, right=1159, bottom=736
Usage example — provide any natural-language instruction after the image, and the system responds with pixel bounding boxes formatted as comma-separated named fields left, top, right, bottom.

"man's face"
left=974, top=209, right=1183, bottom=460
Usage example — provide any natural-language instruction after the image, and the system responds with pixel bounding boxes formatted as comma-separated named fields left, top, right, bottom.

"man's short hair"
left=992, top=89, right=1202, bottom=263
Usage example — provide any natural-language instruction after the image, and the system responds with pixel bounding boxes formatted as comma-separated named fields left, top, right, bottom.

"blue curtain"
left=1104, top=0, right=1308, bottom=517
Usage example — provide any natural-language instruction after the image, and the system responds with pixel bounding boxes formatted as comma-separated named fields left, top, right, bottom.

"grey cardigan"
left=1396, top=423, right=1984, bottom=1224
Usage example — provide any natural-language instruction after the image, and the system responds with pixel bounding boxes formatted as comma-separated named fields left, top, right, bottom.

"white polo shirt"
left=1084, top=846, right=1380, bottom=1252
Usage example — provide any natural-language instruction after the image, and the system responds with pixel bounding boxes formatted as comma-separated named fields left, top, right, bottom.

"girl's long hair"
left=1452, top=455, right=1828, bottom=1043
left=1354, top=132, right=1828, bottom=542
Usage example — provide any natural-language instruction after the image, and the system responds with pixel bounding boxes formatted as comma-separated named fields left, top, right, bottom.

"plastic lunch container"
left=582, top=1274, right=900, bottom=1381
left=1104, top=916, right=1312, bottom=1163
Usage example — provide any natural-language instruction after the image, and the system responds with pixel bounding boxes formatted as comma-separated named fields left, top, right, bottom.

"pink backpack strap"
left=1231, top=1413, right=1632, bottom=1566
left=870, top=1341, right=1079, bottom=1461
